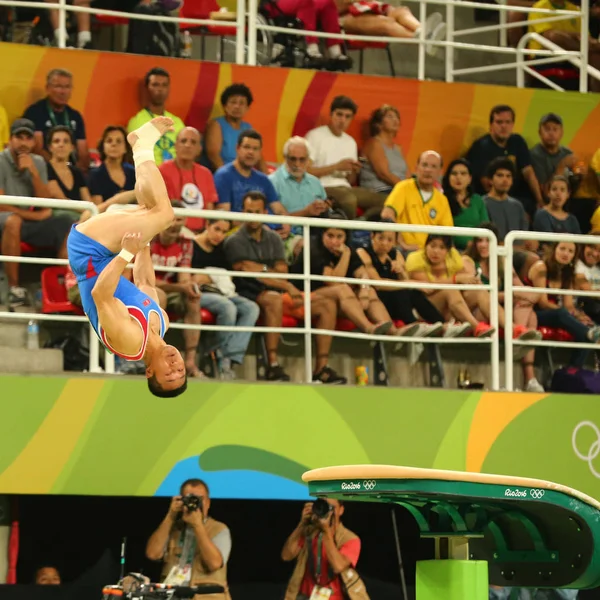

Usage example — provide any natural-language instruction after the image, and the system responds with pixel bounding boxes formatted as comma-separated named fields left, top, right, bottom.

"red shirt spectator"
left=150, top=230, right=194, bottom=283
left=159, top=127, right=218, bottom=232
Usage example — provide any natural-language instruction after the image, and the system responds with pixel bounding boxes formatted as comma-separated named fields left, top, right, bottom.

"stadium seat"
left=345, top=40, right=395, bottom=77
left=538, top=326, right=574, bottom=342
left=41, top=266, right=83, bottom=315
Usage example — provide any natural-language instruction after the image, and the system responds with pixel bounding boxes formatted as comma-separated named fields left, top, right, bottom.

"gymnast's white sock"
left=131, top=121, right=162, bottom=169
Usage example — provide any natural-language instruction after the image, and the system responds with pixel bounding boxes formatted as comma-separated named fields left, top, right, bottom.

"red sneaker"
left=474, top=322, right=495, bottom=338
left=513, top=325, right=542, bottom=341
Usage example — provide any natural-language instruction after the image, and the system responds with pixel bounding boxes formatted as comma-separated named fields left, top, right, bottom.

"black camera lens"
left=312, top=498, right=332, bottom=519
left=181, top=494, right=202, bottom=511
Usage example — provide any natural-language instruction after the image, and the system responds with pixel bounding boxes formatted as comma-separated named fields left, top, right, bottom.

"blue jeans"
left=200, top=293, right=260, bottom=364
left=535, top=307, right=590, bottom=367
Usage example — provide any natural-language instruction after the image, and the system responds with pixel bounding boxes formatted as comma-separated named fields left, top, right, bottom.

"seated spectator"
left=34, top=565, right=61, bottom=585
left=441, top=158, right=489, bottom=251
left=504, top=0, right=534, bottom=47
left=203, top=84, right=254, bottom=171
left=576, top=243, right=600, bottom=324
left=127, top=67, right=185, bottom=165
left=224, top=193, right=350, bottom=383
left=524, top=242, right=600, bottom=366
left=306, top=96, right=385, bottom=219
left=337, top=0, right=446, bottom=56
left=0, top=118, right=73, bottom=308
left=46, top=125, right=92, bottom=222
left=532, top=175, right=580, bottom=238
left=44, top=0, right=91, bottom=48
left=406, top=235, right=500, bottom=338
left=381, top=150, right=453, bottom=251
left=23, top=68, right=89, bottom=171
left=269, top=136, right=329, bottom=217
left=483, top=158, right=529, bottom=244
left=159, top=127, right=217, bottom=232
left=0, top=104, right=9, bottom=148
left=528, top=0, right=600, bottom=92
left=360, top=105, right=408, bottom=195
left=214, top=130, right=286, bottom=215
left=465, top=104, right=543, bottom=217
left=192, top=219, right=260, bottom=380
left=270, top=0, right=351, bottom=69
left=150, top=211, right=202, bottom=377
left=464, top=223, right=544, bottom=392
left=89, top=125, right=135, bottom=206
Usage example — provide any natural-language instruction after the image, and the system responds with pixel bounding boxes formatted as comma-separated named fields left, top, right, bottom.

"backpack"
left=126, top=2, right=180, bottom=57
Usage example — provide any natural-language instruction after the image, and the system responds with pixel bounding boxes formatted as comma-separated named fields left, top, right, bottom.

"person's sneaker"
left=326, top=54, right=353, bottom=72
left=8, top=286, right=29, bottom=308
left=369, top=320, right=393, bottom=335
left=394, top=322, right=421, bottom=337
left=588, top=326, right=600, bottom=343
left=312, top=366, right=347, bottom=384
left=425, top=18, right=447, bottom=57
left=219, top=357, right=237, bottom=381
left=266, top=364, right=290, bottom=381
left=417, top=322, right=444, bottom=337
left=525, top=378, right=545, bottom=393
left=304, top=54, right=326, bottom=69
left=444, top=322, right=472, bottom=337
left=513, top=326, right=542, bottom=360
left=474, top=322, right=495, bottom=338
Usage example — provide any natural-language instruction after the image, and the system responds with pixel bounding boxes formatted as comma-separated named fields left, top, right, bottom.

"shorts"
left=166, top=292, right=186, bottom=316
left=67, top=224, right=115, bottom=281
left=0, top=212, right=74, bottom=251
left=347, top=1, right=390, bottom=17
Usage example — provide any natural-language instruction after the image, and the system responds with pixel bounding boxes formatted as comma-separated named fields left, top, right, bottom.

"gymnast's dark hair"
left=147, top=374, right=188, bottom=398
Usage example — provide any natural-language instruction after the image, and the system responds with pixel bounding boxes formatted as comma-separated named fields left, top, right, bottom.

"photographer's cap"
left=10, top=118, right=35, bottom=137
left=539, top=113, right=563, bottom=127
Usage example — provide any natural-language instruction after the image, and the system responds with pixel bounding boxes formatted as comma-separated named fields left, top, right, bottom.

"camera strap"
left=178, top=527, right=197, bottom=568
left=307, top=534, right=335, bottom=587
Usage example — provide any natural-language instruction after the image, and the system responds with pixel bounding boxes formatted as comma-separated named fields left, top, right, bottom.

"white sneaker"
left=219, top=358, right=237, bottom=381
left=425, top=16, right=446, bottom=57
left=444, top=322, right=472, bottom=338
left=395, top=323, right=421, bottom=338
left=417, top=322, right=444, bottom=337
left=525, top=378, right=544, bottom=393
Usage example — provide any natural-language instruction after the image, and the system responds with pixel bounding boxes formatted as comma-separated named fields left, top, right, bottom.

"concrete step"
left=0, top=345, right=63, bottom=374
left=0, top=321, right=29, bottom=349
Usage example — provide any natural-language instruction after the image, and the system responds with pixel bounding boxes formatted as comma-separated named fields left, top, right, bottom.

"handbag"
left=340, top=568, right=370, bottom=600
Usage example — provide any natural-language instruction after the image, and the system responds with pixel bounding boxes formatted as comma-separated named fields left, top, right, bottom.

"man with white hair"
left=269, top=137, right=330, bottom=217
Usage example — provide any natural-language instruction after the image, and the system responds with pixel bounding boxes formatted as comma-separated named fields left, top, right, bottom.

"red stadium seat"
left=335, top=318, right=356, bottom=331
left=345, top=40, right=395, bottom=77
left=538, top=326, right=574, bottom=342
left=41, top=266, right=83, bottom=315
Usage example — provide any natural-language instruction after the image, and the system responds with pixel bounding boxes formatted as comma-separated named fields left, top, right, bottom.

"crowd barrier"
left=0, top=0, right=594, bottom=91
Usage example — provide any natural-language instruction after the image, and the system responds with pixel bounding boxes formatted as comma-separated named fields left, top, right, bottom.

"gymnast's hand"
left=121, top=232, right=146, bottom=256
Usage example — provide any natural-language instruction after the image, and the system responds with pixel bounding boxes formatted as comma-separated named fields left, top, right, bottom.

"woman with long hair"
left=464, top=223, right=544, bottom=392
left=360, top=105, right=408, bottom=195
left=575, top=242, right=600, bottom=324
left=441, top=158, right=489, bottom=251
left=525, top=241, right=600, bottom=366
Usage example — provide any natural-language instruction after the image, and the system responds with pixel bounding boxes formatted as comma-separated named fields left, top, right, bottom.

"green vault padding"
left=303, top=465, right=600, bottom=599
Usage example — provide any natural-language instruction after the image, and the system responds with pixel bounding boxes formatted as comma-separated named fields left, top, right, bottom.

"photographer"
left=282, top=499, right=362, bottom=600
left=146, top=479, right=231, bottom=599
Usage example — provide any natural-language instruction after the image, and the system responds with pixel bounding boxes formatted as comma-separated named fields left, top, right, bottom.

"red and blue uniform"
left=67, top=225, right=166, bottom=360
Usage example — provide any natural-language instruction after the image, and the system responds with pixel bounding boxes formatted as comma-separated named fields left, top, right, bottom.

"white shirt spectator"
left=305, top=125, right=358, bottom=189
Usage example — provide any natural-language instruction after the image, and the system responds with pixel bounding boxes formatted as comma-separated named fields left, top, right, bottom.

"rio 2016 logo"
left=572, top=421, right=600, bottom=479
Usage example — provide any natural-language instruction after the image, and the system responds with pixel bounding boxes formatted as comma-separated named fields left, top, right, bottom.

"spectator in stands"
left=46, top=125, right=92, bottom=221
left=532, top=175, right=580, bottom=238
left=270, top=0, right=351, bottom=70
left=203, top=84, right=254, bottom=172
left=192, top=219, right=260, bottom=380
left=127, top=67, right=185, bottom=165
left=524, top=242, right=600, bottom=366
left=282, top=499, right=360, bottom=600
left=89, top=125, right=135, bottom=207
left=306, top=96, right=385, bottom=219
left=576, top=243, right=600, bottom=325
left=23, top=68, right=89, bottom=171
left=214, top=130, right=286, bottom=215
left=0, top=104, right=9, bottom=149
left=483, top=158, right=529, bottom=244
left=528, top=0, right=600, bottom=92
left=441, top=158, right=488, bottom=251
left=269, top=136, right=329, bottom=217
left=34, top=565, right=61, bottom=585
left=337, top=1, right=446, bottom=56
left=381, top=150, right=453, bottom=251
left=0, top=118, right=73, bottom=308
left=465, top=105, right=543, bottom=217
left=159, top=127, right=217, bottom=232
left=44, top=0, right=92, bottom=48
left=151, top=210, right=202, bottom=377
left=360, top=105, right=408, bottom=196
left=146, top=478, right=230, bottom=593
left=464, top=223, right=544, bottom=393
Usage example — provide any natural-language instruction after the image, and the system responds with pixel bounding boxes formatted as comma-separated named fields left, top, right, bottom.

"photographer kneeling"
left=146, top=478, right=231, bottom=599
left=282, top=499, right=363, bottom=600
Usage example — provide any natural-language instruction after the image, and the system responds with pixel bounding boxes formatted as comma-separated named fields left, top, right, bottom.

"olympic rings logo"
left=363, top=480, right=376, bottom=491
left=529, top=489, right=545, bottom=499
left=572, top=421, right=600, bottom=479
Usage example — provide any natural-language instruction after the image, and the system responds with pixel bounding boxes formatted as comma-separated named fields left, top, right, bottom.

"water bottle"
left=181, top=31, right=193, bottom=58
left=27, top=320, right=39, bottom=350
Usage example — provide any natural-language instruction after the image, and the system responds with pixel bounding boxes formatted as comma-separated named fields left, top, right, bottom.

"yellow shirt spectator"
left=405, top=247, right=464, bottom=281
left=127, top=109, right=185, bottom=165
left=384, top=178, right=453, bottom=249
left=527, top=0, right=580, bottom=51
left=0, top=105, right=9, bottom=148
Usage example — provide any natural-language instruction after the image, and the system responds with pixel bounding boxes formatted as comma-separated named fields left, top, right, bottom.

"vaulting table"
left=302, top=465, right=600, bottom=600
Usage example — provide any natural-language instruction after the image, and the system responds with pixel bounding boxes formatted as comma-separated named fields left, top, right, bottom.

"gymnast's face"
left=147, top=345, right=186, bottom=389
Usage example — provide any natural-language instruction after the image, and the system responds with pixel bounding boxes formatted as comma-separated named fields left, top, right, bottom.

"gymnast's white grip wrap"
left=118, top=249, right=135, bottom=263
left=131, top=121, right=162, bottom=168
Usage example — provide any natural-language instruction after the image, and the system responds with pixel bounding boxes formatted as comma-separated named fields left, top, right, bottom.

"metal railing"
left=0, top=0, right=591, bottom=90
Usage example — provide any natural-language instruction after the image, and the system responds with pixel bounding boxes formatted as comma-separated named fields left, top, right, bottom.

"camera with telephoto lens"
left=312, top=498, right=333, bottom=520
left=181, top=493, right=203, bottom=512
